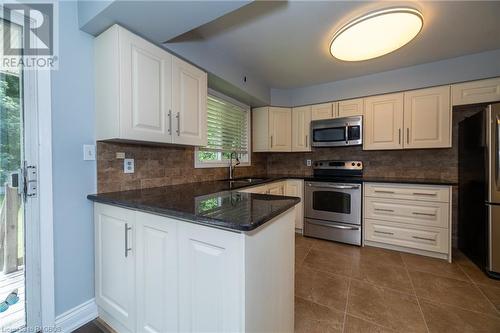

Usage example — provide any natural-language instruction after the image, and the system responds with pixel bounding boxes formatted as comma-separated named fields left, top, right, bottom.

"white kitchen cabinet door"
left=118, top=26, right=173, bottom=143
left=452, top=77, right=500, bottom=106
left=338, top=98, right=364, bottom=117
left=135, top=212, right=178, bottom=333
left=172, top=57, right=208, bottom=146
left=178, top=222, right=243, bottom=333
left=291, top=106, right=312, bottom=151
left=311, top=102, right=335, bottom=120
left=94, top=204, right=136, bottom=333
left=403, top=86, right=451, bottom=149
left=363, top=93, right=404, bottom=150
left=286, top=180, right=304, bottom=230
left=268, top=182, right=286, bottom=195
left=252, top=107, right=270, bottom=152
left=269, top=107, right=292, bottom=152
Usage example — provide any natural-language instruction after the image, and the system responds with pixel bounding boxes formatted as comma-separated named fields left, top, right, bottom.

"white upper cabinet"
left=311, top=102, right=337, bottom=120
left=172, top=57, right=208, bottom=146
left=363, top=93, right=404, bottom=150
left=452, top=77, right=500, bottom=106
left=252, top=107, right=292, bottom=152
left=338, top=98, right=364, bottom=117
left=291, top=106, right=312, bottom=151
left=95, top=25, right=207, bottom=146
left=269, top=107, right=292, bottom=151
left=403, top=86, right=451, bottom=149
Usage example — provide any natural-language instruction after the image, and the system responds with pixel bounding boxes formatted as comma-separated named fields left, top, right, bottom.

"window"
left=195, top=90, right=251, bottom=168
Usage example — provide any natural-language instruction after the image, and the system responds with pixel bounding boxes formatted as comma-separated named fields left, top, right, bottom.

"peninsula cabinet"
left=95, top=24, right=207, bottom=146
left=338, top=98, right=364, bottom=117
left=291, top=106, right=312, bottom=151
left=94, top=203, right=295, bottom=333
left=452, top=77, right=500, bottom=106
left=363, top=86, right=452, bottom=150
left=252, top=107, right=291, bottom=152
left=363, top=92, right=404, bottom=150
left=311, top=102, right=337, bottom=120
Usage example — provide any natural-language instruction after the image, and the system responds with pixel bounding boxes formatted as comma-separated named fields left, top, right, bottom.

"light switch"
left=124, top=158, right=135, bottom=173
left=83, top=144, right=96, bottom=161
left=116, top=152, right=126, bottom=159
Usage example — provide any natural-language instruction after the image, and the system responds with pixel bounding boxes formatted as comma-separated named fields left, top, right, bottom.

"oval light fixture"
left=330, top=7, right=423, bottom=61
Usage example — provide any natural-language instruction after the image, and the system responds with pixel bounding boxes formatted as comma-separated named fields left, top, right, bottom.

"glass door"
left=0, top=18, right=26, bottom=332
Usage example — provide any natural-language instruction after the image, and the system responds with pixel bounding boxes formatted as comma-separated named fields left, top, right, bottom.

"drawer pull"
left=412, top=192, right=437, bottom=196
left=374, top=230, right=394, bottom=235
left=374, top=190, right=395, bottom=194
left=412, top=212, right=437, bottom=217
left=374, top=208, right=394, bottom=212
left=412, top=235, right=435, bottom=242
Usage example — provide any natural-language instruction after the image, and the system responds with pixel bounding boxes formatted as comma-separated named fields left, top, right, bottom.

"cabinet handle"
left=412, top=212, right=437, bottom=217
left=176, top=112, right=180, bottom=136
left=412, top=235, right=435, bottom=242
left=124, top=223, right=132, bottom=258
left=305, top=135, right=308, bottom=148
left=406, top=128, right=410, bottom=144
left=374, top=190, right=395, bottom=194
left=398, top=128, right=401, bottom=145
left=374, top=208, right=394, bottom=212
left=270, top=135, right=273, bottom=148
left=412, top=192, right=437, bottom=196
left=168, top=110, right=172, bottom=134
left=374, top=230, right=394, bottom=235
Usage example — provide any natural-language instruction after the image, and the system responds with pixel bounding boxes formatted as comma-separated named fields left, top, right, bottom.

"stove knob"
left=357, top=163, right=361, bottom=167
left=351, top=162, right=355, bottom=166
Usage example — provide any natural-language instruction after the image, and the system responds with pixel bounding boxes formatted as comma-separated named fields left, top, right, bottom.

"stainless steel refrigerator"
left=459, top=103, right=500, bottom=279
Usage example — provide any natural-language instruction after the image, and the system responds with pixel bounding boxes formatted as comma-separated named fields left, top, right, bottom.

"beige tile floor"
left=295, top=234, right=500, bottom=333
left=76, top=234, right=500, bottom=333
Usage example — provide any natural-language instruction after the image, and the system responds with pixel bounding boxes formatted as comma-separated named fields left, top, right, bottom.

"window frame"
left=195, top=89, right=251, bottom=169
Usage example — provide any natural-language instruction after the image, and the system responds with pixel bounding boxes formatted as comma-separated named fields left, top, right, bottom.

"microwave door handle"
left=345, top=124, right=349, bottom=144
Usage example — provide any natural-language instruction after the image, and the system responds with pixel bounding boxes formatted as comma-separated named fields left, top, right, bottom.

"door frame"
left=0, top=5, right=55, bottom=329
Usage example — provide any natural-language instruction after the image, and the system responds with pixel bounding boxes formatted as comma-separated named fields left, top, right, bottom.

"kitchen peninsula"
left=87, top=181, right=299, bottom=333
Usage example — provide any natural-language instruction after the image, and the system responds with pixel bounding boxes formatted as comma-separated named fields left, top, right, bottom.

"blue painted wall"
left=51, top=1, right=96, bottom=316
left=271, top=48, right=500, bottom=107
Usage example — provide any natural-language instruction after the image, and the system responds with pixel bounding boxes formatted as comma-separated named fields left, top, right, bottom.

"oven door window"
left=313, top=127, right=346, bottom=142
left=312, top=191, right=351, bottom=214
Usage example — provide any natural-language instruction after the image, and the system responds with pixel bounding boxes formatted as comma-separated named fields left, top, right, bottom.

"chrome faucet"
left=228, top=151, right=241, bottom=180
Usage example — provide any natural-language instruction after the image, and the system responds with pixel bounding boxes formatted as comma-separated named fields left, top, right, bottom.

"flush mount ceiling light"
left=330, top=7, right=423, bottom=61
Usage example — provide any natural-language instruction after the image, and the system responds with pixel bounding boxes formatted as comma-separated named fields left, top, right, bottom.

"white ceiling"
left=168, top=1, right=500, bottom=89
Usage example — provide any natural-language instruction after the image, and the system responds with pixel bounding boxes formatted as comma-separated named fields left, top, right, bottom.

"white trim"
left=55, top=299, right=98, bottom=333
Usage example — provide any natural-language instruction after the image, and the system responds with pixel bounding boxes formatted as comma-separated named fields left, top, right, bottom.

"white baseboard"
left=55, top=298, right=98, bottom=333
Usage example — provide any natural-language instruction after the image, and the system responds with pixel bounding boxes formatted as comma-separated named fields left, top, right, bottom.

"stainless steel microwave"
left=311, top=116, right=362, bottom=147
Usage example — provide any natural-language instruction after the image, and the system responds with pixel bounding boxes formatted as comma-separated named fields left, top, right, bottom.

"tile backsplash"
left=97, top=142, right=267, bottom=193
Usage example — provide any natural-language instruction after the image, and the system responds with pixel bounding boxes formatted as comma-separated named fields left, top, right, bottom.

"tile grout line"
left=402, top=254, right=431, bottom=333
left=456, top=262, right=500, bottom=317
left=341, top=277, right=352, bottom=333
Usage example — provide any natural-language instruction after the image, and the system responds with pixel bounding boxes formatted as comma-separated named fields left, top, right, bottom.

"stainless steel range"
left=304, top=160, right=363, bottom=246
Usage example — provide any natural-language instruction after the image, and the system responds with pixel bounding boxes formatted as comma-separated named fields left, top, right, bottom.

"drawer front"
left=364, top=197, right=449, bottom=228
left=364, top=183, right=450, bottom=203
left=364, top=219, right=449, bottom=254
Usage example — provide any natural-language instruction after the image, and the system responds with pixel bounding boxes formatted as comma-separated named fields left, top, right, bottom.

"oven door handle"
left=307, top=219, right=360, bottom=230
left=307, top=183, right=360, bottom=190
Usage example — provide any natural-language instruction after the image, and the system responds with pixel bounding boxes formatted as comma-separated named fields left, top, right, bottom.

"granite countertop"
left=87, top=181, right=300, bottom=232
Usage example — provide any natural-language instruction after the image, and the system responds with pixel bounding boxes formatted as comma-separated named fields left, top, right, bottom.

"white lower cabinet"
left=363, top=183, right=452, bottom=261
left=135, top=212, right=178, bottom=333
left=94, top=204, right=136, bottom=333
left=94, top=203, right=295, bottom=333
left=285, top=180, right=304, bottom=231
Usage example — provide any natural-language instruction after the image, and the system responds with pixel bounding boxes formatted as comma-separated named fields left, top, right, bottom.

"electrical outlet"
left=83, top=144, right=96, bottom=161
left=124, top=158, right=135, bottom=173
left=306, top=159, right=312, bottom=167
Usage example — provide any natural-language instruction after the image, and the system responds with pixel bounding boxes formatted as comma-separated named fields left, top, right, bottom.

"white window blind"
left=204, top=94, right=249, bottom=153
